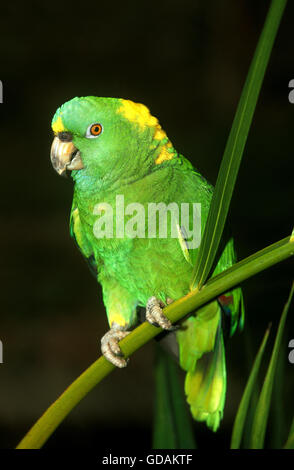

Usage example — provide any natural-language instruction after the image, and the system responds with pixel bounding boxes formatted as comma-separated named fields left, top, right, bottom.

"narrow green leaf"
left=284, top=416, right=294, bottom=449
left=284, top=432, right=294, bottom=450
left=152, top=346, right=196, bottom=449
left=241, top=321, right=263, bottom=448
left=250, top=282, right=294, bottom=449
left=153, top=346, right=177, bottom=449
left=283, top=392, right=294, bottom=448
left=270, top=338, right=286, bottom=448
left=191, top=0, right=287, bottom=289
left=289, top=416, right=294, bottom=438
left=230, top=325, right=271, bottom=449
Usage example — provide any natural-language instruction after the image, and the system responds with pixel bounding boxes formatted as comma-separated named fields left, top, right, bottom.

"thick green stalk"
left=16, top=234, right=293, bottom=449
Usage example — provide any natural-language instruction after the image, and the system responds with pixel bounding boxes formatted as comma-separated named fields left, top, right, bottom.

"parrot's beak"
left=50, top=136, right=84, bottom=177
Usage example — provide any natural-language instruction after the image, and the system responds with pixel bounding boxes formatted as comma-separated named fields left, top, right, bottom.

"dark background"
left=0, top=0, right=293, bottom=450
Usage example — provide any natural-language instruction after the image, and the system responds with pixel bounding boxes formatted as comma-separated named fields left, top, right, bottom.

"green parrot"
left=50, top=96, right=244, bottom=431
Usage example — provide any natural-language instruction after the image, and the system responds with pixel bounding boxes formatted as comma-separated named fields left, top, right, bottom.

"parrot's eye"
left=86, top=123, right=103, bottom=138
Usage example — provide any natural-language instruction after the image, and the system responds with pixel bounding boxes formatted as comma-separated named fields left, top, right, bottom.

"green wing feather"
left=69, top=201, right=97, bottom=277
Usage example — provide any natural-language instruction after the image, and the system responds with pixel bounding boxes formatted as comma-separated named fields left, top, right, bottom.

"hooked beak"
left=50, top=134, right=84, bottom=177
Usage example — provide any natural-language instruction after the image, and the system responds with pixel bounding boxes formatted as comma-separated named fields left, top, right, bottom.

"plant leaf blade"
left=230, top=325, right=271, bottom=449
left=191, top=0, right=287, bottom=289
left=152, top=346, right=196, bottom=449
left=250, top=282, right=294, bottom=449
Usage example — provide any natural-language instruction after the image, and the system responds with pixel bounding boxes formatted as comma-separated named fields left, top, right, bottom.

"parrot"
left=50, top=96, right=244, bottom=432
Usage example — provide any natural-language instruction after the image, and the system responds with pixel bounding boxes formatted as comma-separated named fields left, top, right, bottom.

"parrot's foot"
left=146, top=296, right=178, bottom=331
left=101, top=325, right=130, bottom=368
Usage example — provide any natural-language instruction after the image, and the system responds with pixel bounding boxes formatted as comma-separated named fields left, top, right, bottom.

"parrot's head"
left=50, top=96, right=177, bottom=188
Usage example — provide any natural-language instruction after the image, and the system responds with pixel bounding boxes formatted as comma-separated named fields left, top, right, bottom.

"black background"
left=0, top=0, right=293, bottom=450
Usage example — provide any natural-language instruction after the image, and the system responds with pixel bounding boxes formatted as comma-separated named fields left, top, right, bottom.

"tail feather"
left=185, top=322, right=226, bottom=432
left=176, top=276, right=243, bottom=431
left=177, top=301, right=220, bottom=371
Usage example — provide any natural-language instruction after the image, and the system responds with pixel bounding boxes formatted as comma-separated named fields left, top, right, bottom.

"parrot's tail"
left=177, top=286, right=243, bottom=431
left=184, top=320, right=226, bottom=432
left=177, top=297, right=236, bottom=432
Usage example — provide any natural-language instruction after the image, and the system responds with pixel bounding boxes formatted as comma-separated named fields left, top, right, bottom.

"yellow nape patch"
left=155, top=144, right=174, bottom=165
left=109, top=311, right=128, bottom=328
left=52, top=116, right=65, bottom=133
left=154, top=127, right=167, bottom=141
left=118, top=99, right=158, bottom=130
left=118, top=99, right=176, bottom=165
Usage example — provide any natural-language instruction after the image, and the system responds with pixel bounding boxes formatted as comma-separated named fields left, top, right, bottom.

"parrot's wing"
left=175, top=220, right=244, bottom=335
left=176, top=224, right=193, bottom=265
left=70, top=202, right=97, bottom=277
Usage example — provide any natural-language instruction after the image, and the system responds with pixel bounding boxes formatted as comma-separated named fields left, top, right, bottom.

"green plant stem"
left=16, top=234, right=293, bottom=449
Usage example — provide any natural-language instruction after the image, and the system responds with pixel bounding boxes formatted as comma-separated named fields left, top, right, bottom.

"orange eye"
left=86, top=123, right=103, bottom=138
left=90, top=123, right=102, bottom=136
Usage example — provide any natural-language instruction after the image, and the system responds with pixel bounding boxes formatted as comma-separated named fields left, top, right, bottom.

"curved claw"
left=101, top=328, right=130, bottom=368
left=146, top=296, right=178, bottom=331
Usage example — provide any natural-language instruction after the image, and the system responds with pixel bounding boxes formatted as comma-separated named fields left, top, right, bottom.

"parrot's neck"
left=71, top=167, right=146, bottom=198
left=71, top=140, right=179, bottom=198
left=71, top=169, right=105, bottom=195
